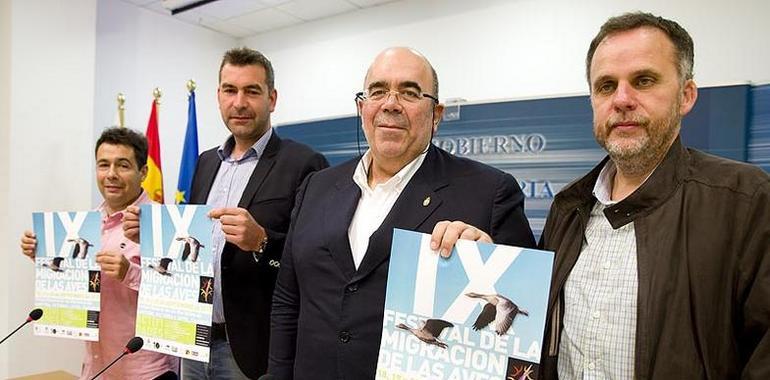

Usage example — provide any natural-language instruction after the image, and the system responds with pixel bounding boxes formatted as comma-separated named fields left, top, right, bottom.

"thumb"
left=208, top=208, right=226, bottom=219
left=208, top=207, right=240, bottom=219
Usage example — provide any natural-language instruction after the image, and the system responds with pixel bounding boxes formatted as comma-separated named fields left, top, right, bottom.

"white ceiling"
left=120, top=0, right=403, bottom=38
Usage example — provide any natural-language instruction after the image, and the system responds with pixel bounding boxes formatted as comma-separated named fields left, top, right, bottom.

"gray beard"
left=601, top=106, right=681, bottom=178
left=607, top=133, right=667, bottom=177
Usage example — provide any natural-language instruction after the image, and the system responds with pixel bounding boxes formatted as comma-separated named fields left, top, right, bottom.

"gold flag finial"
left=116, top=93, right=126, bottom=128
left=153, top=87, right=162, bottom=105
left=186, top=79, right=196, bottom=93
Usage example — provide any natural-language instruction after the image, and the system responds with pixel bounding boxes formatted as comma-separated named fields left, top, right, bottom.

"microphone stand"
left=0, top=318, right=34, bottom=345
left=0, top=323, right=29, bottom=345
left=89, top=337, right=143, bottom=380
left=89, top=350, right=129, bottom=380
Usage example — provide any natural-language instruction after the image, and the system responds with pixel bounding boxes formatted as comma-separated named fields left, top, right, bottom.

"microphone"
left=89, top=337, right=144, bottom=380
left=0, top=308, right=43, bottom=345
left=125, top=336, right=144, bottom=352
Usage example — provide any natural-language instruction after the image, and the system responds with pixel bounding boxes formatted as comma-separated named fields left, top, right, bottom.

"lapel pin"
left=423, top=196, right=431, bottom=207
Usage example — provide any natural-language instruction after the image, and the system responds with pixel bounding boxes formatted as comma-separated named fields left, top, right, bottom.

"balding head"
left=357, top=47, right=444, bottom=184
left=365, top=47, right=439, bottom=99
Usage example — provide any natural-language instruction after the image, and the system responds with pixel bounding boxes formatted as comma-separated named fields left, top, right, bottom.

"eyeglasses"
left=356, top=89, right=438, bottom=104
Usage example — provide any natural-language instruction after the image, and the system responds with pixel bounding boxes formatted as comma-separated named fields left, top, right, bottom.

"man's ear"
left=679, top=79, right=698, bottom=116
left=269, top=88, right=278, bottom=113
left=356, top=96, right=364, bottom=116
left=432, top=103, right=444, bottom=133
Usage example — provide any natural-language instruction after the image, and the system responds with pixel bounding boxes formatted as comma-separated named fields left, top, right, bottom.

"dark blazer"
left=189, top=132, right=328, bottom=379
left=269, top=145, right=535, bottom=379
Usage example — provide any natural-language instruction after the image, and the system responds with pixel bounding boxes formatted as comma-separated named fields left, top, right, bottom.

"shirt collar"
left=98, top=190, right=150, bottom=225
left=352, top=149, right=428, bottom=193
left=554, top=136, right=688, bottom=229
left=593, top=160, right=617, bottom=206
left=216, top=128, right=273, bottom=162
left=592, top=156, right=660, bottom=206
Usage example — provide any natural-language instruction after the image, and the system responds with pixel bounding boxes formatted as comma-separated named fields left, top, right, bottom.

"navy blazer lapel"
left=353, top=146, right=448, bottom=281
left=238, top=133, right=279, bottom=208
left=326, top=171, right=361, bottom=280
left=192, top=151, right=221, bottom=204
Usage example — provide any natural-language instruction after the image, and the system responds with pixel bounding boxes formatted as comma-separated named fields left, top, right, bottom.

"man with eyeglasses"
left=268, top=47, right=535, bottom=379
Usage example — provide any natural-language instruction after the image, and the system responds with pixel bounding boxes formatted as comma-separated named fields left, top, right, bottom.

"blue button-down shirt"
left=207, top=128, right=272, bottom=323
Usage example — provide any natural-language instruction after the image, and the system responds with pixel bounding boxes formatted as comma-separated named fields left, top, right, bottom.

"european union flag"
left=176, top=90, right=199, bottom=204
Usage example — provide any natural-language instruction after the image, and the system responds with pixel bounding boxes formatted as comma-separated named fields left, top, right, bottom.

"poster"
left=377, top=229, right=554, bottom=380
left=136, top=204, right=214, bottom=362
left=32, top=211, right=102, bottom=341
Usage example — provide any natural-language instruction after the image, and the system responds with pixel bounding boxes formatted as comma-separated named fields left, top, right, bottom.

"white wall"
left=94, top=0, right=770, bottom=205
left=242, top=0, right=770, bottom=125
left=93, top=0, right=236, bottom=206
left=0, top=0, right=11, bottom=375
left=2, top=0, right=235, bottom=376
left=3, top=0, right=98, bottom=376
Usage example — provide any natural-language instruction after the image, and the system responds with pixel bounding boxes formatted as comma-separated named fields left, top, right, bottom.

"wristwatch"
left=251, top=233, right=269, bottom=264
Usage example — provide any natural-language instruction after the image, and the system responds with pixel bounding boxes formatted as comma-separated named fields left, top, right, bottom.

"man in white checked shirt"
left=538, top=12, right=770, bottom=379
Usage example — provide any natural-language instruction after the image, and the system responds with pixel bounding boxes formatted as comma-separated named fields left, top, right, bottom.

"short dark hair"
left=586, top=12, right=694, bottom=84
left=95, top=127, right=148, bottom=169
left=219, top=47, right=275, bottom=90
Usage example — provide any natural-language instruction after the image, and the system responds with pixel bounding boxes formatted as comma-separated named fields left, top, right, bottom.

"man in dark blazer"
left=124, top=48, right=328, bottom=379
left=268, top=47, right=535, bottom=379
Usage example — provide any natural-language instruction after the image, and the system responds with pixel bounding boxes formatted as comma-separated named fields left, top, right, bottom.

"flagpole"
left=153, top=87, right=162, bottom=105
left=116, top=93, right=125, bottom=128
left=187, top=79, right=196, bottom=93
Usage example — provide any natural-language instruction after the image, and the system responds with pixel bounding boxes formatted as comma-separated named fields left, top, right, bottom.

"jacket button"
left=346, top=283, right=358, bottom=293
left=339, top=331, right=351, bottom=343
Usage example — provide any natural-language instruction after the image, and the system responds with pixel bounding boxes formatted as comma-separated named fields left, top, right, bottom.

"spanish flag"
left=142, top=99, right=164, bottom=203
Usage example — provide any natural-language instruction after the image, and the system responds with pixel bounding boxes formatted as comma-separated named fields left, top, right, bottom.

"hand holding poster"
left=136, top=204, right=213, bottom=362
left=32, top=211, right=102, bottom=341
left=377, top=229, right=554, bottom=380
